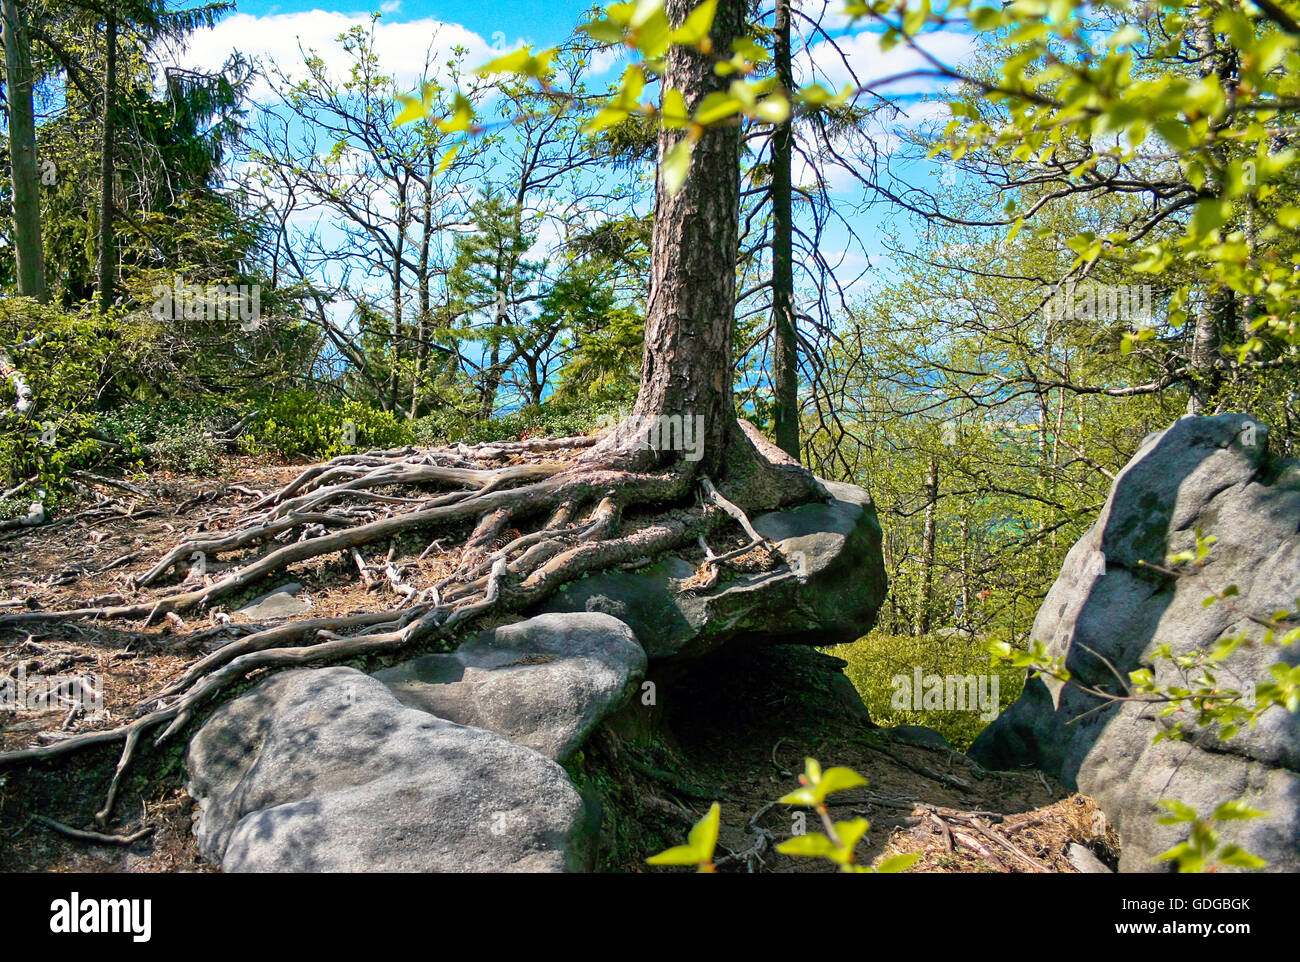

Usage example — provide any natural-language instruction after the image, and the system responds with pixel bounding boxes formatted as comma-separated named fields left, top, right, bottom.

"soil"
left=576, top=643, right=1118, bottom=873
left=0, top=460, right=1117, bottom=873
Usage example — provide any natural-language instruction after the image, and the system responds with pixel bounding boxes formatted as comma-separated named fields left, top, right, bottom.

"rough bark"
left=96, top=12, right=117, bottom=312
left=628, top=0, right=746, bottom=479
left=914, top=455, right=938, bottom=636
left=770, top=0, right=799, bottom=460
left=1, top=0, right=47, bottom=301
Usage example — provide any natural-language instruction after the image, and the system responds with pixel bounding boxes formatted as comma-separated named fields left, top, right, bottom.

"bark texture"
left=631, top=0, right=746, bottom=478
left=2, top=0, right=46, bottom=301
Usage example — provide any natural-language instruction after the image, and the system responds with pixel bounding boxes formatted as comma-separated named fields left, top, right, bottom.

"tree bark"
left=1186, top=4, right=1234, bottom=415
left=2, top=0, right=47, bottom=302
left=96, top=11, right=117, bottom=312
left=631, top=0, right=745, bottom=479
left=770, top=0, right=799, bottom=460
left=914, top=455, right=938, bottom=636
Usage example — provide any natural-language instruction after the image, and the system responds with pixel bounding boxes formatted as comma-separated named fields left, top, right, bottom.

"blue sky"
left=233, top=0, right=596, bottom=48
left=161, top=1, right=978, bottom=314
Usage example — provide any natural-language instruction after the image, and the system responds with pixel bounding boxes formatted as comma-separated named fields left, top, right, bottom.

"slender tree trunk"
left=769, top=0, right=799, bottom=460
left=631, top=0, right=745, bottom=478
left=96, top=11, right=117, bottom=312
left=411, top=162, right=434, bottom=419
left=959, top=513, right=970, bottom=630
left=1186, top=5, right=1234, bottom=415
left=389, top=180, right=408, bottom=413
left=914, top=455, right=938, bottom=636
left=2, top=0, right=46, bottom=302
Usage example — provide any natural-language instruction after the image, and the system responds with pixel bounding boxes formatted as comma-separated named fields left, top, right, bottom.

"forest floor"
left=0, top=459, right=1119, bottom=873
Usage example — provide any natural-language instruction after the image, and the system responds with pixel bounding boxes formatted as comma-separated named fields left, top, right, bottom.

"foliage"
left=647, top=757, right=922, bottom=873
left=1153, top=799, right=1269, bottom=873
left=825, top=632, right=1025, bottom=751
left=245, top=391, right=417, bottom=460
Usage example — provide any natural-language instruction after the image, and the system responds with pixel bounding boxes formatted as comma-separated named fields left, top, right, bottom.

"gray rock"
left=187, top=666, right=594, bottom=872
left=971, top=415, right=1300, bottom=871
left=1068, top=843, right=1113, bottom=874
left=235, top=582, right=312, bottom=620
left=540, top=479, right=887, bottom=658
left=373, top=612, right=645, bottom=761
left=886, top=725, right=952, bottom=751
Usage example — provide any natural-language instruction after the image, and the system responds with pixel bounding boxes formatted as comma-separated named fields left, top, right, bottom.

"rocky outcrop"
left=539, top=479, right=887, bottom=658
left=970, top=415, right=1300, bottom=871
left=185, top=478, right=888, bottom=871
left=187, top=666, right=597, bottom=872
left=373, top=612, right=645, bottom=761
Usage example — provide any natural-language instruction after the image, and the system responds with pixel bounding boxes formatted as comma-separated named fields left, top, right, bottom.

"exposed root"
left=0, top=425, right=828, bottom=822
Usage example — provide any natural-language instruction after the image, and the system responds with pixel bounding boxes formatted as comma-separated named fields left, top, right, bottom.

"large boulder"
left=187, top=666, right=595, bottom=872
left=538, top=479, right=887, bottom=658
left=971, top=415, right=1300, bottom=871
left=372, top=612, right=645, bottom=761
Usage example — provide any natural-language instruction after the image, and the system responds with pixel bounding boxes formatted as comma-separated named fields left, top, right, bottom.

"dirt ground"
left=601, top=643, right=1119, bottom=873
left=0, top=461, right=1118, bottom=873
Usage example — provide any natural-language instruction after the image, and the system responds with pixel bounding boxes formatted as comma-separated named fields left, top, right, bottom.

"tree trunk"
left=631, top=0, right=745, bottom=479
left=410, top=158, right=434, bottom=419
left=1186, top=292, right=1232, bottom=415
left=914, top=455, right=938, bottom=636
left=389, top=179, right=408, bottom=413
left=770, top=0, right=799, bottom=460
left=1, top=0, right=46, bottom=302
left=96, top=11, right=117, bottom=312
left=1186, top=4, right=1234, bottom=416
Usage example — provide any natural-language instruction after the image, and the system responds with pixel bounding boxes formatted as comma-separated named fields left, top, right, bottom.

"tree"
left=446, top=192, right=543, bottom=418
left=1, top=0, right=47, bottom=301
left=768, top=0, right=798, bottom=459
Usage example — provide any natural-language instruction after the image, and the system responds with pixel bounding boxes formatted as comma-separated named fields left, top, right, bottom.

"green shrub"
left=145, top=423, right=223, bottom=475
left=246, top=391, right=415, bottom=459
left=823, top=631, right=1025, bottom=751
left=413, top=399, right=614, bottom=447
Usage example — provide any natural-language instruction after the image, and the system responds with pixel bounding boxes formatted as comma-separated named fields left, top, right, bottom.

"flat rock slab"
left=234, top=582, right=312, bottom=620
left=539, top=479, right=887, bottom=658
left=187, top=667, right=594, bottom=872
left=373, top=612, right=645, bottom=761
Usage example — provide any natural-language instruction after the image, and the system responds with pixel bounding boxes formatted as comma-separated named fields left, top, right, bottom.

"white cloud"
left=801, top=29, right=976, bottom=97
left=166, top=10, right=499, bottom=99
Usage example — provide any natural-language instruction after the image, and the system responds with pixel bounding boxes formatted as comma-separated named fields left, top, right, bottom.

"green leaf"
left=392, top=93, right=430, bottom=127
left=434, top=143, right=460, bottom=175
left=1211, top=799, right=1267, bottom=822
left=646, top=801, right=720, bottom=868
left=1155, top=799, right=1198, bottom=824
left=777, top=832, right=841, bottom=858
left=818, top=767, right=869, bottom=798
left=876, top=852, right=922, bottom=873
left=754, top=92, right=791, bottom=124
left=1216, top=845, right=1267, bottom=869
left=670, top=0, right=717, bottom=46
left=695, top=91, right=742, bottom=125
left=661, top=88, right=689, bottom=128
left=475, top=46, right=556, bottom=78
left=661, top=137, right=694, bottom=196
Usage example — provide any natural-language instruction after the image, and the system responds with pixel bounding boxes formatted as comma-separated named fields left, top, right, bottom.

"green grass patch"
left=822, top=631, right=1025, bottom=752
